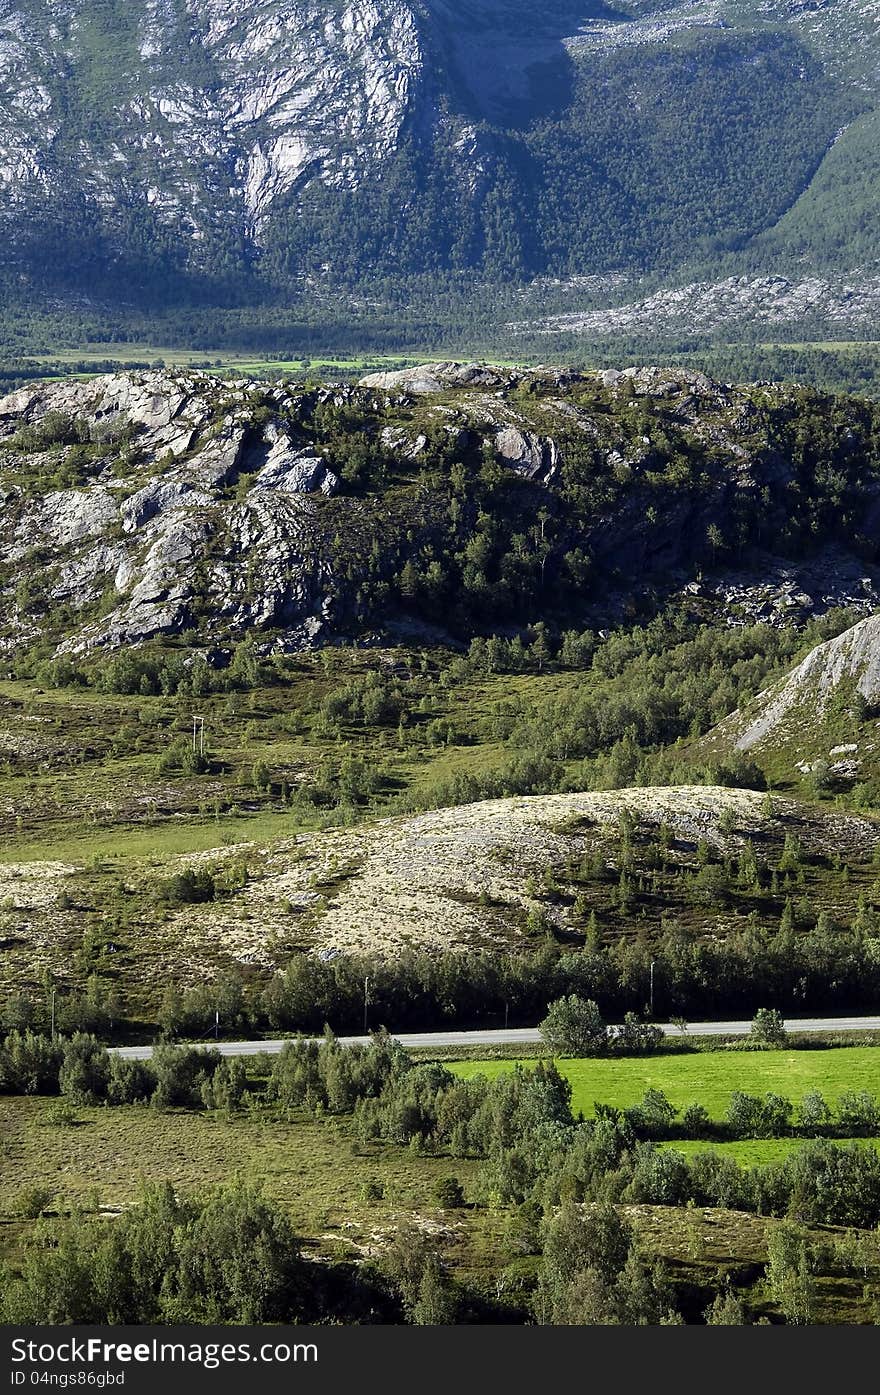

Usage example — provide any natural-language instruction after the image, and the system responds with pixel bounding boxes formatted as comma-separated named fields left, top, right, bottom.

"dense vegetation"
left=5, top=1035, right=880, bottom=1325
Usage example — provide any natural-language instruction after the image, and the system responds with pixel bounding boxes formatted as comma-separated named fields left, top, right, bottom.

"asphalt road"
left=111, top=1015, right=880, bottom=1060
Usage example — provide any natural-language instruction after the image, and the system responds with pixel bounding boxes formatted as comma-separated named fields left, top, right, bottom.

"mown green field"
left=666, top=1137, right=880, bottom=1166
left=450, top=1046, right=880, bottom=1120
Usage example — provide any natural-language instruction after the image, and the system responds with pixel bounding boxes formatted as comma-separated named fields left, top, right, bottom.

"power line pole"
left=192, top=715, right=205, bottom=755
left=363, top=975, right=370, bottom=1036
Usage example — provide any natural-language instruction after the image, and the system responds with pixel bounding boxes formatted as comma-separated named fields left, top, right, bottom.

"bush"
left=151, top=1045, right=221, bottom=1109
left=797, top=1090, right=832, bottom=1136
left=42, top=1099, right=77, bottom=1127
left=433, top=1176, right=466, bottom=1209
left=727, top=1091, right=793, bottom=1139
left=681, top=1103, right=712, bottom=1138
left=0, top=1031, right=63, bottom=1095
left=835, top=1090, right=879, bottom=1137
left=614, top=1013, right=663, bottom=1055
left=59, top=1034, right=110, bottom=1105
left=749, top=1008, right=788, bottom=1048
left=200, top=1058, right=248, bottom=1112
left=157, top=868, right=215, bottom=905
left=107, top=1055, right=156, bottom=1105
left=539, top=996, right=609, bottom=1055
left=624, top=1088, right=678, bottom=1138
left=13, top=1185, right=54, bottom=1220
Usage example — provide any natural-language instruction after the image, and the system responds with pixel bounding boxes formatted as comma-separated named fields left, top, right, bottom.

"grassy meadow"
left=451, top=1046, right=880, bottom=1121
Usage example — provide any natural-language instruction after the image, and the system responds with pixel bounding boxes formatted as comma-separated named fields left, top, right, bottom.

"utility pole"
left=363, top=975, right=370, bottom=1036
left=192, top=715, right=205, bottom=756
left=50, top=989, right=56, bottom=1041
left=214, top=1009, right=219, bottom=1042
left=649, top=960, right=656, bottom=1018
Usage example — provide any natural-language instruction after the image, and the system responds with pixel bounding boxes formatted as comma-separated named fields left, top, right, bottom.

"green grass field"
left=450, top=1046, right=880, bottom=1120
left=28, top=346, right=420, bottom=372
left=665, top=1137, right=880, bottom=1165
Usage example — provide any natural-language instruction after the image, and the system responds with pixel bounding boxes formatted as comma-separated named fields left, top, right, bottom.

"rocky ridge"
left=725, top=613, right=880, bottom=754
left=2, top=362, right=880, bottom=658
left=510, top=274, right=880, bottom=340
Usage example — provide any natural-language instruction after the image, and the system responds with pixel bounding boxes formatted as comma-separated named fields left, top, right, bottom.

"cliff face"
left=0, top=0, right=868, bottom=311
left=0, top=0, right=423, bottom=246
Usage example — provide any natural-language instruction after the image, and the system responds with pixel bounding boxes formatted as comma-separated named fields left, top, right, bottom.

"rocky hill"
left=4, top=782, right=877, bottom=998
left=3, top=363, right=880, bottom=659
left=1, top=0, right=877, bottom=332
left=731, top=615, right=880, bottom=752
left=701, top=611, right=880, bottom=792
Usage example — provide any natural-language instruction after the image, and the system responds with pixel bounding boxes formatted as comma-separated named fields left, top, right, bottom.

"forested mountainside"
left=1, top=0, right=879, bottom=337
left=3, top=361, right=880, bottom=661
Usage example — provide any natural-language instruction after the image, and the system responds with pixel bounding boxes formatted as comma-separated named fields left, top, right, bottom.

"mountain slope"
left=0, top=0, right=872, bottom=318
left=4, top=363, right=880, bottom=659
left=730, top=615, right=880, bottom=754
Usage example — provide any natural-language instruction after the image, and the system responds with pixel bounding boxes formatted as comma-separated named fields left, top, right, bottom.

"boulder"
left=495, top=426, right=559, bottom=481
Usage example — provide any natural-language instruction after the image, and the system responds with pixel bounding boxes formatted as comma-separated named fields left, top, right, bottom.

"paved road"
left=111, top=1014, right=880, bottom=1060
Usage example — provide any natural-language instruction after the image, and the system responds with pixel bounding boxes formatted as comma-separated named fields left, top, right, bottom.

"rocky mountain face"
left=3, top=362, right=880, bottom=660
left=717, top=612, right=880, bottom=754
left=0, top=0, right=421, bottom=259
left=0, top=0, right=876, bottom=323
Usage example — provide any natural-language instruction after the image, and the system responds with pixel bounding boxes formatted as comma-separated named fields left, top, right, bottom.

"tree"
left=766, top=1222, right=815, bottom=1325
left=539, top=996, right=609, bottom=1056
left=749, top=1008, right=788, bottom=1048
left=410, top=1254, right=458, bottom=1325
left=797, top=1091, right=832, bottom=1136
left=59, top=1034, right=110, bottom=1104
left=704, top=1287, right=749, bottom=1324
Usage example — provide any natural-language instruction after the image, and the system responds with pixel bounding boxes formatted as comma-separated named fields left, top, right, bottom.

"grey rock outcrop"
left=0, top=370, right=353, bottom=653
left=495, top=427, right=559, bottom=481
left=732, top=615, right=880, bottom=752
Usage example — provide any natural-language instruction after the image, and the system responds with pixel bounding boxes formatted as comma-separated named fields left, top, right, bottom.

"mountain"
left=1, top=0, right=877, bottom=334
left=4, top=362, right=880, bottom=660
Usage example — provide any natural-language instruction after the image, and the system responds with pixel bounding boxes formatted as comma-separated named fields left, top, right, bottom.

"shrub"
left=614, top=1013, right=663, bottom=1055
left=151, top=1045, right=221, bottom=1109
left=749, top=1008, right=788, bottom=1048
left=539, top=996, right=609, bottom=1055
left=727, top=1090, right=793, bottom=1139
left=107, top=1055, right=156, bottom=1105
left=156, top=868, right=215, bottom=905
left=797, top=1090, right=832, bottom=1136
left=681, top=1103, right=712, bottom=1138
left=624, top=1088, right=678, bottom=1138
left=59, top=1034, right=110, bottom=1104
left=0, top=1031, right=63, bottom=1095
left=433, top=1176, right=466, bottom=1209
left=835, top=1090, right=879, bottom=1137
left=13, top=1185, right=54, bottom=1220
left=200, top=1057, right=248, bottom=1112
